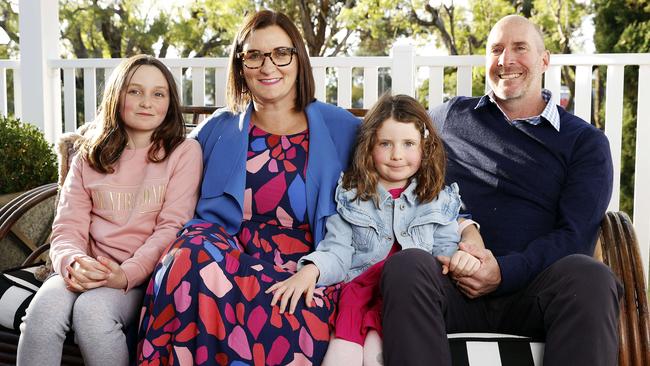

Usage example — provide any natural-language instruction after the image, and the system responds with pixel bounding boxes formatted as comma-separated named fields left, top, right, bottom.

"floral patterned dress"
left=137, top=125, right=339, bottom=366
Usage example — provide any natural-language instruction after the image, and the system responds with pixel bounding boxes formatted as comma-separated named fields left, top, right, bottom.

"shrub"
left=0, top=115, right=57, bottom=194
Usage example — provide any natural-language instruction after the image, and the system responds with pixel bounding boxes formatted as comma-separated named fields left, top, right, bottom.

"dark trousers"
left=380, top=249, right=622, bottom=366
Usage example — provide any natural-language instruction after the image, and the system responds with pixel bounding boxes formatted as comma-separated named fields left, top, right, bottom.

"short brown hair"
left=226, top=10, right=315, bottom=113
left=343, top=93, right=447, bottom=204
left=80, top=54, right=185, bottom=173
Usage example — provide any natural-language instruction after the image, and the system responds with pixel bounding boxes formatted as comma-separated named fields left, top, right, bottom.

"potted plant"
left=0, top=115, right=57, bottom=204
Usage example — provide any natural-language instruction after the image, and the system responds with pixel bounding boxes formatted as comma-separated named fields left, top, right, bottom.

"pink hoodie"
left=50, top=138, right=202, bottom=291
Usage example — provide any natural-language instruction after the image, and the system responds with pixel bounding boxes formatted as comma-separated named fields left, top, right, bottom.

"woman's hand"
left=265, top=264, right=320, bottom=314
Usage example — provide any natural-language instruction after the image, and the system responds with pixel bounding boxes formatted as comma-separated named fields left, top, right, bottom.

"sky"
left=0, top=29, right=8, bottom=45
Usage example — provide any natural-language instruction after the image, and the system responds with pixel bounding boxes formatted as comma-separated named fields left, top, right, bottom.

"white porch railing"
left=0, top=60, right=20, bottom=118
left=2, top=50, right=649, bottom=286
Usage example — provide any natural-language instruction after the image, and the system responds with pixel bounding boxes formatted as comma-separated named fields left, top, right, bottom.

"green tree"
left=409, top=0, right=473, bottom=55
left=530, top=0, right=589, bottom=113
left=0, top=1, right=250, bottom=59
left=58, top=0, right=170, bottom=59
left=0, top=1, right=18, bottom=58
left=593, top=0, right=650, bottom=215
left=167, top=0, right=254, bottom=58
left=260, top=0, right=354, bottom=56
left=338, top=0, right=415, bottom=56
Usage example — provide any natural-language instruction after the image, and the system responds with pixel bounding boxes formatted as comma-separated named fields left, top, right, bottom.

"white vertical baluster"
left=214, top=67, right=227, bottom=107
left=574, top=65, right=593, bottom=122
left=604, top=65, right=625, bottom=212
left=634, top=64, right=650, bottom=282
left=83, top=67, right=97, bottom=122
left=313, top=67, right=326, bottom=102
left=337, top=67, right=352, bottom=108
left=171, top=67, right=183, bottom=104
left=192, top=67, right=206, bottom=106
left=456, top=66, right=472, bottom=97
left=391, top=45, right=416, bottom=95
left=363, top=67, right=378, bottom=109
left=63, top=68, right=77, bottom=132
left=544, top=65, right=562, bottom=106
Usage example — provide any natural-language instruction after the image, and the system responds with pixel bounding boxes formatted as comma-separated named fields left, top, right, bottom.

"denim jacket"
left=299, top=178, right=461, bottom=286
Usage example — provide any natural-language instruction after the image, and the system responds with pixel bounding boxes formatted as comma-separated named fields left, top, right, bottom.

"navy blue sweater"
left=431, top=97, right=613, bottom=294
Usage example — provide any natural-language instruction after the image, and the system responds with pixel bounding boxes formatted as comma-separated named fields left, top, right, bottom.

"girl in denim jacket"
left=266, top=94, right=483, bottom=366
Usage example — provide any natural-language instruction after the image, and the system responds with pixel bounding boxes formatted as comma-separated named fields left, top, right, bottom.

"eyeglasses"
left=237, top=47, right=297, bottom=69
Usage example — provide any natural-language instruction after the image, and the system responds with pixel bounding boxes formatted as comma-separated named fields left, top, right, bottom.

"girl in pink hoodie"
left=17, top=54, right=202, bottom=366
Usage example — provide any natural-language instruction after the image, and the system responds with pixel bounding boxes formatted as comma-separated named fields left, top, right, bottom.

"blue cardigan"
left=187, top=101, right=360, bottom=247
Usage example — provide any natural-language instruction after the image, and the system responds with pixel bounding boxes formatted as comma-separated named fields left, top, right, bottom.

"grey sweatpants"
left=16, top=274, right=143, bottom=366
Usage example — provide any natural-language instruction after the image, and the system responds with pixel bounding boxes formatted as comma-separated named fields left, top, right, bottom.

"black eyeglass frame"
left=237, top=47, right=298, bottom=69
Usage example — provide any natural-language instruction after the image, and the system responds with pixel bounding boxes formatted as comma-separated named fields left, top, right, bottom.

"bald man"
left=380, top=15, right=621, bottom=366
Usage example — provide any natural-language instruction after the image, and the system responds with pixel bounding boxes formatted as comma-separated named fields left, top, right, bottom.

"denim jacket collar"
left=336, top=178, right=420, bottom=208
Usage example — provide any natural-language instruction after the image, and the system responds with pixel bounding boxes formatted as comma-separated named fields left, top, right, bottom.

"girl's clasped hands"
left=63, top=256, right=127, bottom=292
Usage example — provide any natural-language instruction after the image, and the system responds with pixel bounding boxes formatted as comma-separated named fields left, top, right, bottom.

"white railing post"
left=18, top=0, right=61, bottom=143
left=604, top=65, right=624, bottom=212
left=574, top=65, right=593, bottom=122
left=391, top=44, right=416, bottom=96
left=543, top=65, right=562, bottom=106
left=634, top=65, right=650, bottom=282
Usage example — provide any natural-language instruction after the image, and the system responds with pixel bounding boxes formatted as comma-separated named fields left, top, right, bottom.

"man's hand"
left=265, top=264, right=320, bottom=314
left=452, top=242, right=501, bottom=298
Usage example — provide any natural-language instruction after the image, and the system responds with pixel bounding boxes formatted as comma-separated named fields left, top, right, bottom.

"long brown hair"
left=80, top=54, right=185, bottom=173
left=343, top=93, right=447, bottom=203
left=226, top=9, right=315, bottom=113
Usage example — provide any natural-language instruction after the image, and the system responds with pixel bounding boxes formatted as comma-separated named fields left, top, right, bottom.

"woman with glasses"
left=136, top=9, right=360, bottom=365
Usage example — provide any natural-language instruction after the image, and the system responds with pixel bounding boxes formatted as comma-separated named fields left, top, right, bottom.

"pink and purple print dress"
left=137, top=124, right=339, bottom=366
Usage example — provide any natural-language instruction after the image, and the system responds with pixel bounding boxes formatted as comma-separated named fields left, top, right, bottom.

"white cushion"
left=0, top=265, right=42, bottom=330
left=448, top=333, right=545, bottom=366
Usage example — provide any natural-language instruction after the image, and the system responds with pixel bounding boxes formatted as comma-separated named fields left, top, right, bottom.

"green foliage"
left=619, top=102, right=637, bottom=214
left=417, top=78, right=429, bottom=108
left=259, top=0, right=356, bottom=56
left=339, top=0, right=414, bottom=56
left=1, top=0, right=244, bottom=59
left=469, top=0, right=515, bottom=52
left=593, top=0, right=650, bottom=215
left=59, top=0, right=172, bottom=58
left=167, top=0, right=253, bottom=58
left=0, top=115, right=57, bottom=194
left=531, top=0, right=588, bottom=53
left=0, top=1, right=18, bottom=58
left=616, top=20, right=650, bottom=52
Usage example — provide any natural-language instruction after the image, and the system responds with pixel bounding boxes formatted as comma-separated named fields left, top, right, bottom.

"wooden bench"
left=0, top=106, right=648, bottom=365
